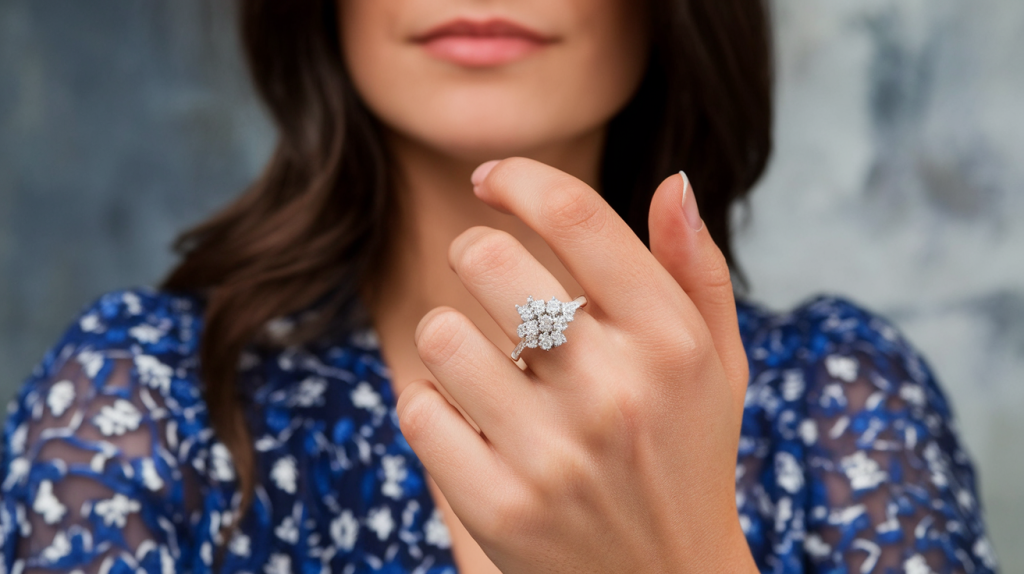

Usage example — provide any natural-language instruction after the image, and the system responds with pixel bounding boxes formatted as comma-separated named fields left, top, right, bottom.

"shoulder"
left=0, top=287, right=224, bottom=571
left=8, top=285, right=208, bottom=420
left=10, top=284, right=201, bottom=397
left=735, top=295, right=997, bottom=572
left=6, top=284, right=210, bottom=435
left=737, top=293, right=927, bottom=375
left=41, top=285, right=204, bottom=363
left=3, top=285, right=218, bottom=477
left=736, top=292, right=954, bottom=424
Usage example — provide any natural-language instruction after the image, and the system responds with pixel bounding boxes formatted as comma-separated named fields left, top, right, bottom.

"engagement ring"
left=511, top=295, right=587, bottom=361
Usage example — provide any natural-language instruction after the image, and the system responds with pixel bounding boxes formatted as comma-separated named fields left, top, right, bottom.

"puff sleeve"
left=0, top=289, right=218, bottom=573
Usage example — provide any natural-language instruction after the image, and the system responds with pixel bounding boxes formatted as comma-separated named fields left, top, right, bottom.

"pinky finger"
left=396, top=380, right=500, bottom=514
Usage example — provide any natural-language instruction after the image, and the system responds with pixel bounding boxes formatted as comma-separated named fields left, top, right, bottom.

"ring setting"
left=511, top=295, right=587, bottom=361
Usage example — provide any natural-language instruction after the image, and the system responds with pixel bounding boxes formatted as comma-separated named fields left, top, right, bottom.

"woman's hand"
left=397, top=158, right=756, bottom=573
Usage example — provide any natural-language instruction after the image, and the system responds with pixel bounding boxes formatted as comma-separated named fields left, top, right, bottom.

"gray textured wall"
left=0, top=0, right=273, bottom=404
left=736, top=0, right=1024, bottom=567
left=1, top=0, right=1021, bottom=569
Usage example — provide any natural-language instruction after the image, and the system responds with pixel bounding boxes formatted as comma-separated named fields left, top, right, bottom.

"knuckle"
left=448, top=226, right=489, bottom=267
left=396, top=382, right=440, bottom=441
left=667, top=320, right=703, bottom=358
left=656, top=321, right=712, bottom=370
left=526, top=439, right=591, bottom=498
left=733, top=358, right=751, bottom=388
left=690, top=326, right=721, bottom=372
left=690, top=323, right=717, bottom=361
left=482, top=157, right=534, bottom=196
left=580, top=383, right=642, bottom=448
left=415, top=308, right=469, bottom=366
left=454, top=228, right=523, bottom=283
left=489, top=156, right=534, bottom=182
left=701, top=248, right=734, bottom=292
left=540, top=180, right=606, bottom=236
left=608, top=384, right=646, bottom=433
left=481, top=489, right=533, bottom=540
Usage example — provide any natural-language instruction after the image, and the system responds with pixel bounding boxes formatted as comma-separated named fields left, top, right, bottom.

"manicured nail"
left=679, top=170, right=704, bottom=232
left=471, top=160, right=501, bottom=187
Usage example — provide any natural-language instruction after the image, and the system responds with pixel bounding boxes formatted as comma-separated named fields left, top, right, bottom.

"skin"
left=339, top=1, right=759, bottom=572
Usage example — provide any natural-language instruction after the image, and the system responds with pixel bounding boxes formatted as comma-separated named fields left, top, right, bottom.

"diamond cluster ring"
left=511, top=295, right=588, bottom=361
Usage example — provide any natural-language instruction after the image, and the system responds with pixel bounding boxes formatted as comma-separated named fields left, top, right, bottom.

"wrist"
left=714, top=524, right=759, bottom=574
left=661, top=509, right=758, bottom=573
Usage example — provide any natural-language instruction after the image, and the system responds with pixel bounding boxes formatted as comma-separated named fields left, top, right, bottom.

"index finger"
left=471, top=157, right=682, bottom=326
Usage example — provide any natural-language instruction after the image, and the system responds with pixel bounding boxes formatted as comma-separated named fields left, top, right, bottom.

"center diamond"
left=515, top=295, right=581, bottom=351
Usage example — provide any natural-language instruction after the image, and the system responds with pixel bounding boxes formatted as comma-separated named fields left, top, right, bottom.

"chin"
left=382, top=95, right=599, bottom=163
left=416, top=124, right=568, bottom=163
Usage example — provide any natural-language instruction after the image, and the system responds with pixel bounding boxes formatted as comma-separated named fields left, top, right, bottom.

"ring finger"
left=415, top=306, right=532, bottom=437
left=448, top=226, right=601, bottom=378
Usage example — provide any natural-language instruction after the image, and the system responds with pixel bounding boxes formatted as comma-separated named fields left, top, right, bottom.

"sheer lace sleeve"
left=0, top=289, right=212, bottom=573
left=735, top=296, right=996, bottom=573
left=799, top=301, right=997, bottom=573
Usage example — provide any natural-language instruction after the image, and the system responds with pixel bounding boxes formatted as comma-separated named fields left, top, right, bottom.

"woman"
left=0, top=0, right=997, bottom=572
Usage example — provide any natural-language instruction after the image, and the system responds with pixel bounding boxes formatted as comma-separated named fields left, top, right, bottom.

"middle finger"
left=471, top=157, right=680, bottom=330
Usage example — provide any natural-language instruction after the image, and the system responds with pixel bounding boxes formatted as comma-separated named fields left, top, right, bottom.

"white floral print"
left=46, top=380, right=75, bottom=417
left=209, top=443, right=236, bottom=482
left=94, top=493, right=141, bottom=527
left=424, top=509, right=451, bottom=549
left=40, top=531, right=71, bottom=563
left=135, top=355, right=172, bottom=395
left=824, top=354, right=858, bottom=382
left=290, top=376, right=327, bottom=407
left=774, top=451, right=804, bottom=494
left=0, top=288, right=996, bottom=574
left=92, top=399, right=142, bottom=436
left=330, top=510, right=359, bottom=551
left=840, top=451, right=889, bottom=491
left=129, top=323, right=164, bottom=344
left=381, top=455, right=407, bottom=499
left=229, top=532, right=251, bottom=557
left=32, top=480, right=66, bottom=524
left=77, top=350, right=105, bottom=379
left=270, top=455, right=298, bottom=494
left=140, top=458, right=164, bottom=491
left=366, top=506, right=395, bottom=541
left=264, top=553, right=291, bottom=574
left=904, top=554, right=936, bottom=574
left=351, top=382, right=382, bottom=411
left=79, top=312, right=102, bottom=333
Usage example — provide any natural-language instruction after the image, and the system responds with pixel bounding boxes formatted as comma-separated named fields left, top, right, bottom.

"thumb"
left=648, top=171, right=749, bottom=403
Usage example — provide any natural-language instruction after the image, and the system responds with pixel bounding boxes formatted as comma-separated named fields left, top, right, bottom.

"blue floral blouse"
left=0, top=287, right=998, bottom=573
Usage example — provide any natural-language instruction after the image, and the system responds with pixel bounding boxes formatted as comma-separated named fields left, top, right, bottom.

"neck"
left=365, top=127, right=604, bottom=394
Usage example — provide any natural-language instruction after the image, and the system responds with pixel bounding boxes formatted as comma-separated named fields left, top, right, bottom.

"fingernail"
left=471, top=160, right=501, bottom=187
left=679, top=171, right=704, bottom=232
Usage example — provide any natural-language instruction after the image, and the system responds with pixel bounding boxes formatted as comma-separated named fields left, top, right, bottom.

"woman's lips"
left=413, top=18, right=556, bottom=68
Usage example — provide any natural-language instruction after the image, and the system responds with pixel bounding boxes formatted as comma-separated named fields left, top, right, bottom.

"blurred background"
left=1, top=0, right=1021, bottom=568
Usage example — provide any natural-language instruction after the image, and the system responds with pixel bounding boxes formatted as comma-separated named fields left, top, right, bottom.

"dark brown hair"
left=160, top=0, right=773, bottom=532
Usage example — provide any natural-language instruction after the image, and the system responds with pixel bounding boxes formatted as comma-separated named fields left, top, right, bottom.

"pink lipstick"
left=413, top=18, right=557, bottom=68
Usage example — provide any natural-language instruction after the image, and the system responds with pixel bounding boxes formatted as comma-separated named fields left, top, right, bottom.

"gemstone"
left=525, top=320, right=539, bottom=336
left=517, top=305, right=534, bottom=322
left=539, top=333, right=553, bottom=350
left=538, top=314, right=553, bottom=330
left=551, top=332, right=567, bottom=347
left=517, top=296, right=536, bottom=321
left=530, top=299, right=546, bottom=314
left=546, top=298, right=561, bottom=315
